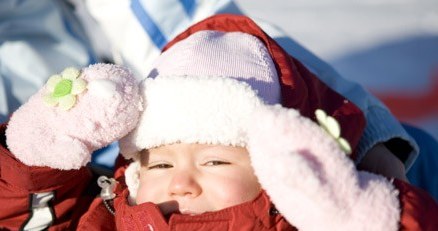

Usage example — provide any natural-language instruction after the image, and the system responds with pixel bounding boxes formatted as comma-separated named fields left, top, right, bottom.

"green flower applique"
left=315, top=109, right=352, bottom=155
left=43, top=67, right=87, bottom=110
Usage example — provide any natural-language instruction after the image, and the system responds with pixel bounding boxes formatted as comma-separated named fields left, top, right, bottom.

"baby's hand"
left=247, top=105, right=400, bottom=231
left=358, top=143, right=408, bottom=181
left=6, top=64, right=142, bottom=170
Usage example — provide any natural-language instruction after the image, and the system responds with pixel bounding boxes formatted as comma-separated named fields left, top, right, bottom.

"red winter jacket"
left=1, top=15, right=438, bottom=231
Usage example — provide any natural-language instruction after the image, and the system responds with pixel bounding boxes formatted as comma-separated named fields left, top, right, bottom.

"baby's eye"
left=148, top=163, right=173, bottom=170
left=203, top=160, right=231, bottom=166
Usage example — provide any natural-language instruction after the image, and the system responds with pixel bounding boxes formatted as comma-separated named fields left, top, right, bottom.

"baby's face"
left=136, top=143, right=261, bottom=216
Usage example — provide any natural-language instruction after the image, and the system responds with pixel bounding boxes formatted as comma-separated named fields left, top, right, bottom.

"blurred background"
left=235, top=0, right=438, bottom=140
left=1, top=0, right=437, bottom=199
left=1, top=0, right=437, bottom=139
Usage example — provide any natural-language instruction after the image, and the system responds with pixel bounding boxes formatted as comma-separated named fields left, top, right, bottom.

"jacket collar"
left=114, top=189, right=293, bottom=231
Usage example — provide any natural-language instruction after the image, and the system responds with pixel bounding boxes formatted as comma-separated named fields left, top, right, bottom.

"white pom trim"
left=125, top=161, right=140, bottom=204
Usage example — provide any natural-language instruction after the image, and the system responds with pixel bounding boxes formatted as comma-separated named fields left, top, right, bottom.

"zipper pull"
left=97, top=175, right=117, bottom=200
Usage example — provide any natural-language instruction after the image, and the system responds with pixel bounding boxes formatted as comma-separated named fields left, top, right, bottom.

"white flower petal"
left=338, top=137, right=352, bottom=155
left=325, top=116, right=341, bottom=138
left=315, top=109, right=327, bottom=126
left=71, top=79, right=87, bottom=95
left=43, top=94, right=59, bottom=106
left=46, top=75, right=62, bottom=92
left=58, top=95, right=76, bottom=111
left=61, top=67, right=80, bottom=80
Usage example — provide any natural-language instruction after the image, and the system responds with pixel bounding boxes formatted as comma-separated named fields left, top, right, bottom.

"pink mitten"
left=247, top=105, right=400, bottom=231
left=6, top=64, right=142, bottom=170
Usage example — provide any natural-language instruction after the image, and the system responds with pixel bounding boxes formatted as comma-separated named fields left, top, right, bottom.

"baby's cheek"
left=135, top=184, right=150, bottom=204
left=136, top=178, right=164, bottom=204
left=212, top=175, right=261, bottom=208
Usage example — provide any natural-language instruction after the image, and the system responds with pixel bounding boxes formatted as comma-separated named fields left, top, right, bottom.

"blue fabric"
left=130, top=0, right=168, bottom=49
left=0, top=0, right=94, bottom=122
left=405, top=124, right=438, bottom=201
left=179, top=0, right=196, bottom=17
left=91, top=142, right=120, bottom=171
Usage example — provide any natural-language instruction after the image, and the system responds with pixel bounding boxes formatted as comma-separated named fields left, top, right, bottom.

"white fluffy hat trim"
left=119, top=75, right=264, bottom=160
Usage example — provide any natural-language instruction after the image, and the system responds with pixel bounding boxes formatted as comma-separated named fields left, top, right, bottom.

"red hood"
left=112, top=14, right=365, bottom=230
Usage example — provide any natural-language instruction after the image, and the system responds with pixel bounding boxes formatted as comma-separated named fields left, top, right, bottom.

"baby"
left=115, top=29, right=404, bottom=230
left=2, top=15, right=437, bottom=231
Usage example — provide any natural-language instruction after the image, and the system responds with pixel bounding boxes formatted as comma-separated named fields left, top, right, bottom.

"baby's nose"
left=168, top=172, right=202, bottom=198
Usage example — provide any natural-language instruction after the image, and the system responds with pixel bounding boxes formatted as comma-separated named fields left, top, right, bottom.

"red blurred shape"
left=373, top=72, right=438, bottom=123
